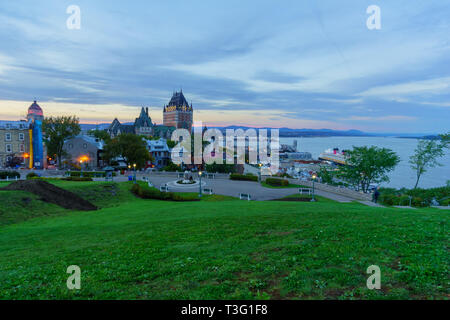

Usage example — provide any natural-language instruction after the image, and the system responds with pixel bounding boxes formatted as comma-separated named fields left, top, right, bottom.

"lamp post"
left=311, top=173, right=317, bottom=202
left=258, top=163, right=262, bottom=183
left=80, top=160, right=83, bottom=178
left=133, top=163, right=137, bottom=184
left=198, top=171, right=203, bottom=198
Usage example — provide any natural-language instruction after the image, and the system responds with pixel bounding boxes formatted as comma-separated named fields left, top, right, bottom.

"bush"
left=378, top=186, right=450, bottom=207
left=265, top=178, right=289, bottom=187
left=62, top=177, right=93, bottom=182
left=26, top=172, right=38, bottom=180
left=65, top=171, right=115, bottom=178
left=0, top=171, right=20, bottom=179
left=131, top=183, right=199, bottom=202
left=161, top=161, right=181, bottom=172
left=230, top=173, right=258, bottom=182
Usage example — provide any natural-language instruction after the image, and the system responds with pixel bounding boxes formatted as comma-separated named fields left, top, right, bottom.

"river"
left=280, top=136, right=450, bottom=189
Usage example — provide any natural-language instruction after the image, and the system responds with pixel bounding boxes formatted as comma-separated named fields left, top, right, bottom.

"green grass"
left=0, top=181, right=448, bottom=299
left=261, top=182, right=308, bottom=189
left=280, top=193, right=338, bottom=203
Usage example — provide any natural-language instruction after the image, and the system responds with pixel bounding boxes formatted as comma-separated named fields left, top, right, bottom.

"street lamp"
left=133, top=163, right=137, bottom=184
left=311, top=173, right=317, bottom=202
left=198, top=171, right=203, bottom=198
left=80, top=160, right=84, bottom=178
left=258, top=163, right=262, bottom=183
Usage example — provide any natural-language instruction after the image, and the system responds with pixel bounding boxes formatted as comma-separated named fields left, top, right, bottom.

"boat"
left=318, top=148, right=348, bottom=165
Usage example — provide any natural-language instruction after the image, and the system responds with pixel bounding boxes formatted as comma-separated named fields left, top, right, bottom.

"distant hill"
left=209, top=126, right=370, bottom=137
left=79, top=123, right=435, bottom=139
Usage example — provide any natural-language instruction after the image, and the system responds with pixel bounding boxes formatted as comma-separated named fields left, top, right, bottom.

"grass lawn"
left=261, top=182, right=308, bottom=189
left=0, top=181, right=448, bottom=299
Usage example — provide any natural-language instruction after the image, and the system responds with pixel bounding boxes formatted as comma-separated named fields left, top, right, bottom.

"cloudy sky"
left=0, top=0, right=449, bottom=133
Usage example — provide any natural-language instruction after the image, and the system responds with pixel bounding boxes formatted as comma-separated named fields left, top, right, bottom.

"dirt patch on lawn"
left=1, top=180, right=97, bottom=211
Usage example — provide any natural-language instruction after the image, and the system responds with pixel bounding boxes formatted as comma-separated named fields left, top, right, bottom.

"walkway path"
left=110, top=174, right=356, bottom=202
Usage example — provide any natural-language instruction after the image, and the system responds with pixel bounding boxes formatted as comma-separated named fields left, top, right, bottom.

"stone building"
left=163, top=90, right=193, bottom=133
left=107, top=107, right=174, bottom=139
left=0, top=120, right=31, bottom=168
left=62, top=135, right=105, bottom=169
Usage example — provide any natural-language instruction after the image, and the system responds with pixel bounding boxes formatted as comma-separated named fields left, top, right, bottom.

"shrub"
left=65, top=171, right=115, bottom=178
left=440, top=198, right=450, bottom=206
left=411, top=197, right=427, bottom=207
left=62, top=177, right=93, bottom=182
left=230, top=173, right=258, bottom=182
left=378, top=186, right=450, bottom=207
left=131, top=183, right=199, bottom=202
left=26, top=172, right=38, bottom=180
left=0, top=171, right=20, bottom=179
left=379, top=193, right=396, bottom=206
left=265, top=178, right=289, bottom=187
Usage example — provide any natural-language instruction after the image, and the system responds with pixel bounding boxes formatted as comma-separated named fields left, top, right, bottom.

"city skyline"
left=0, top=1, right=449, bottom=133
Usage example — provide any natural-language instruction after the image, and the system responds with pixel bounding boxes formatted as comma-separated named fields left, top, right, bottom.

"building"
left=0, top=120, right=31, bottom=168
left=145, top=138, right=171, bottom=169
left=27, top=101, right=45, bottom=169
left=62, top=135, right=105, bottom=169
left=107, top=107, right=174, bottom=139
left=0, top=100, right=46, bottom=169
left=163, top=90, right=193, bottom=132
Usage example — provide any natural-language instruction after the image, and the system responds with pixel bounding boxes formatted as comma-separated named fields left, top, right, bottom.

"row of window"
left=1, top=133, right=25, bottom=141
left=3, top=144, right=25, bottom=153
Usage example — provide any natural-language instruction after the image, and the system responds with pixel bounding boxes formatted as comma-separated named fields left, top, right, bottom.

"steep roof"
left=166, top=91, right=192, bottom=111
left=134, top=107, right=153, bottom=128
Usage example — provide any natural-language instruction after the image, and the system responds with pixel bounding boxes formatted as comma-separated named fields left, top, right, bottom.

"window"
left=5, top=133, right=11, bottom=141
left=68, top=143, right=73, bottom=149
left=6, top=124, right=10, bottom=129
left=6, top=144, right=12, bottom=152
left=19, top=133, right=24, bottom=141
left=20, top=144, right=25, bottom=152
left=83, top=143, right=87, bottom=149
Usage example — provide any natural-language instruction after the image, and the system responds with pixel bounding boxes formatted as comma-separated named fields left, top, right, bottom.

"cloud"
left=358, top=77, right=450, bottom=98
left=0, top=1, right=449, bottom=133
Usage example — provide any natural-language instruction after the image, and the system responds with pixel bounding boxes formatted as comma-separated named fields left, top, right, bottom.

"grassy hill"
left=0, top=181, right=448, bottom=299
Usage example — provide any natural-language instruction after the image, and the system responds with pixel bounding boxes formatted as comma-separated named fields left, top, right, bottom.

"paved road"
left=106, top=174, right=355, bottom=202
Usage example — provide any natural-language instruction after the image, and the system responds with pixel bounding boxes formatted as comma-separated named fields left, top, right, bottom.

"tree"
left=439, top=132, right=450, bottom=149
left=88, top=129, right=111, bottom=143
left=340, top=146, right=400, bottom=193
left=42, top=116, right=81, bottom=168
left=409, top=139, right=445, bottom=189
left=103, top=133, right=150, bottom=169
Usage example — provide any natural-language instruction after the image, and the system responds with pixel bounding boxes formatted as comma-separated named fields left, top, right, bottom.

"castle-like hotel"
left=107, top=90, right=193, bottom=139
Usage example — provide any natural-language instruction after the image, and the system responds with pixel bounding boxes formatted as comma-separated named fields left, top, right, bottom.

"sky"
left=0, top=0, right=449, bottom=133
